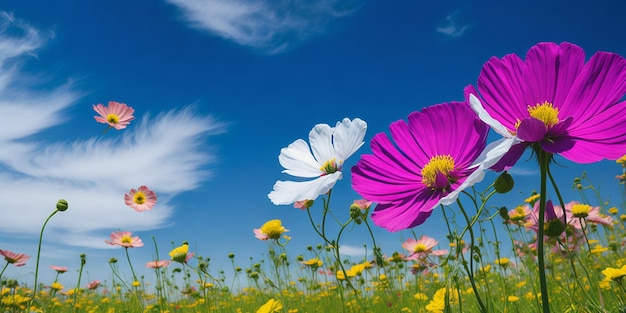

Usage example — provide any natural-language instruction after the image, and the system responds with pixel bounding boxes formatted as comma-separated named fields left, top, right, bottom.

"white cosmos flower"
left=268, top=118, right=367, bottom=205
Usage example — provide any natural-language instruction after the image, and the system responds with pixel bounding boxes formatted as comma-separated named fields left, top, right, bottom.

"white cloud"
left=0, top=12, right=226, bottom=249
left=436, top=10, right=469, bottom=38
left=339, top=244, right=367, bottom=257
left=165, top=0, right=361, bottom=54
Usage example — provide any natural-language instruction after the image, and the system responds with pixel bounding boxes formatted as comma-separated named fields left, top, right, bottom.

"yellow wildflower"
left=256, top=298, right=282, bottom=313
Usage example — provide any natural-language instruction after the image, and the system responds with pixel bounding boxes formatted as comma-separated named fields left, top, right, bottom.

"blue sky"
left=1, top=1, right=625, bottom=288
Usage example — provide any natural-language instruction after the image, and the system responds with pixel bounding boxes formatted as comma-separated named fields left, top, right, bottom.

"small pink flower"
left=93, top=101, right=135, bottom=130
left=293, top=200, right=314, bottom=210
left=0, top=249, right=30, bottom=266
left=124, top=186, right=157, bottom=212
left=50, top=265, right=68, bottom=273
left=86, top=280, right=101, bottom=290
left=146, top=260, right=171, bottom=269
left=401, top=236, right=447, bottom=260
left=351, top=199, right=372, bottom=210
left=105, top=231, right=144, bottom=248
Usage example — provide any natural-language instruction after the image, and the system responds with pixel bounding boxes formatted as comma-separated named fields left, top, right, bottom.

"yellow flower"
left=508, top=295, right=519, bottom=302
left=301, top=258, right=322, bottom=268
left=50, top=282, right=64, bottom=291
left=590, top=244, right=608, bottom=254
left=617, top=154, right=626, bottom=168
left=169, top=243, right=190, bottom=263
left=494, top=257, right=510, bottom=267
left=254, top=220, right=289, bottom=240
left=601, top=265, right=626, bottom=281
left=256, top=298, right=282, bottom=313
left=425, top=287, right=458, bottom=313
left=608, top=207, right=619, bottom=215
left=525, top=193, right=540, bottom=204
left=414, top=292, right=429, bottom=301
left=131, top=280, right=141, bottom=287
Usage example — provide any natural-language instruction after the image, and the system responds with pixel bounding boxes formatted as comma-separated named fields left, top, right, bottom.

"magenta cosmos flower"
left=93, top=101, right=135, bottom=130
left=125, top=185, right=157, bottom=212
left=0, top=249, right=30, bottom=266
left=352, top=99, right=489, bottom=231
left=105, top=231, right=144, bottom=248
left=473, top=42, right=626, bottom=167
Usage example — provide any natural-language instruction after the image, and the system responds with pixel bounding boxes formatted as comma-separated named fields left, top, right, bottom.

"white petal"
left=268, top=172, right=343, bottom=205
left=309, top=123, right=334, bottom=164
left=440, top=137, right=520, bottom=206
left=278, top=139, right=322, bottom=178
left=469, top=94, right=513, bottom=138
left=333, top=118, right=367, bottom=163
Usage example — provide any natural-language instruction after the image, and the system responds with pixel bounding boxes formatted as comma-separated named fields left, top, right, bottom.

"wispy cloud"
left=339, top=244, right=368, bottom=257
left=436, top=10, right=469, bottom=38
left=165, top=0, right=361, bottom=54
left=0, top=12, right=226, bottom=249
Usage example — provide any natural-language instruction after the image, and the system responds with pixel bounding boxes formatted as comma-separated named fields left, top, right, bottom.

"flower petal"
left=333, top=118, right=367, bottom=162
left=278, top=139, right=322, bottom=177
left=517, top=118, right=547, bottom=142
left=309, top=123, right=334, bottom=164
left=268, top=172, right=342, bottom=205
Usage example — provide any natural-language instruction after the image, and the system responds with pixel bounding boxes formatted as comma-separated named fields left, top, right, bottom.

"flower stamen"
left=421, top=155, right=456, bottom=190
left=320, top=158, right=339, bottom=175
left=106, top=113, right=120, bottom=124
left=528, top=101, right=559, bottom=127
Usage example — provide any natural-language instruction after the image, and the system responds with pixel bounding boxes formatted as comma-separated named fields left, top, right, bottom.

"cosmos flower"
left=169, top=242, right=194, bottom=263
left=563, top=201, right=613, bottom=229
left=146, top=260, right=171, bottom=269
left=268, top=118, right=367, bottom=205
left=0, top=249, right=30, bottom=266
left=402, top=236, right=448, bottom=260
left=93, top=101, right=135, bottom=130
left=50, top=265, right=68, bottom=273
left=472, top=42, right=626, bottom=168
left=253, top=219, right=289, bottom=241
left=352, top=96, right=489, bottom=231
left=104, top=231, right=144, bottom=248
left=86, top=280, right=101, bottom=290
left=124, top=185, right=157, bottom=212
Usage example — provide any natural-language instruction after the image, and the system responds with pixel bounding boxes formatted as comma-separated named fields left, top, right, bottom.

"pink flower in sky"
left=93, top=101, right=135, bottom=130
left=50, top=265, right=68, bottom=273
left=105, top=231, right=144, bottom=248
left=470, top=42, right=626, bottom=170
left=146, top=260, right=171, bottom=269
left=351, top=94, right=490, bottom=231
left=0, top=249, right=30, bottom=266
left=402, top=236, right=447, bottom=260
left=86, top=280, right=101, bottom=290
left=125, top=185, right=157, bottom=212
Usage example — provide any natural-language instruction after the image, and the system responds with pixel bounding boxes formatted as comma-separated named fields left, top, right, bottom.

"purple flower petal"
left=517, top=118, right=547, bottom=142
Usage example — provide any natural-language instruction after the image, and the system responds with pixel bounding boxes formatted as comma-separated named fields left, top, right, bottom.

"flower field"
left=2, top=42, right=626, bottom=313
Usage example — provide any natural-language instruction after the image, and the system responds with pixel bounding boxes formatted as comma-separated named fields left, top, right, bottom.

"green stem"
left=457, top=199, right=488, bottom=313
left=30, top=209, right=59, bottom=310
left=125, top=247, right=139, bottom=282
left=0, top=261, right=9, bottom=283
left=73, top=254, right=86, bottom=313
left=537, top=150, right=551, bottom=313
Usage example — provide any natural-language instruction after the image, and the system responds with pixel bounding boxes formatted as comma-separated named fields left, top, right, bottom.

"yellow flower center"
left=133, top=191, right=146, bottom=204
left=319, top=158, right=339, bottom=175
left=106, top=113, right=120, bottom=124
left=413, top=243, right=428, bottom=253
left=528, top=101, right=559, bottom=127
left=510, top=206, right=527, bottom=221
left=421, top=155, right=455, bottom=189
left=121, top=235, right=132, bottom=244
left=571, top=204, right=592, bottom=218
left=260, top=219, right=286, bottom=240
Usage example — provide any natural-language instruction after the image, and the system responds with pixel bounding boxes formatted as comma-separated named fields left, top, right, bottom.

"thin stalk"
left=537, top=150, right=551, bottom=313
left=29, top=209, right=60, bottom=311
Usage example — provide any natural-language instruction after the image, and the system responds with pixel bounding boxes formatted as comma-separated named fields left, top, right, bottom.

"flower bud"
left=494, top=171, right=514, bottom=193
left=56, top=199, right=69, bottom=211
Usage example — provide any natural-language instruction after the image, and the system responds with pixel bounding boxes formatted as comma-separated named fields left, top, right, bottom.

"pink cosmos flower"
left=0, top=249, right=30, bottom=266
left=105, top=231, right=144, bottom=248
left=352, top=94, right=489, bottom=231
left=86, top=280, right=101, bottom=290
left=125, top=185, right=157, bottom=212
left=472, top=42, right=626, bottom=169
left=50, top=265, right=68, bottom=273
left=93, top=101, right=135, bottom=130
left=402, top=236, right=447, bottom=260
left=146, top=260, right=171, bottom=269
